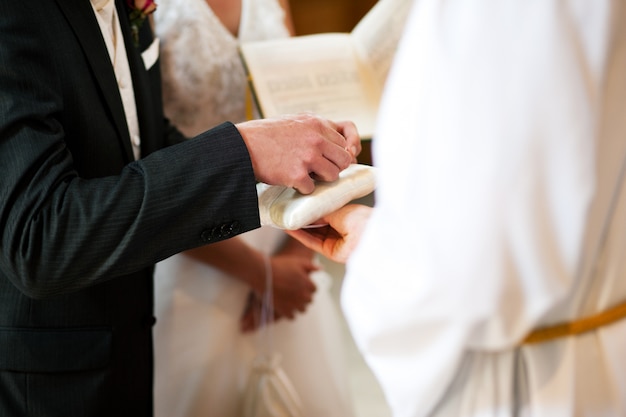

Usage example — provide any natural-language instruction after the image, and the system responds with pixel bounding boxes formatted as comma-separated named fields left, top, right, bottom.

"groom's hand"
left=236, top=113, right=361, bottom=194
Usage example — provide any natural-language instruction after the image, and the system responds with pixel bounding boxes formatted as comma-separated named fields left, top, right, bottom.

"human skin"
left=286, top=204, right=372, bottom=264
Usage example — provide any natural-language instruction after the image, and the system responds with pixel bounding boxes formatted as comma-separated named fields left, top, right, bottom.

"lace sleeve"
left=155, top=0, right=246, bottom=137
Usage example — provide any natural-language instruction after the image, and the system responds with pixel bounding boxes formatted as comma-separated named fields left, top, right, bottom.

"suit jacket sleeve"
left=0, top=1, right=261, bottom=299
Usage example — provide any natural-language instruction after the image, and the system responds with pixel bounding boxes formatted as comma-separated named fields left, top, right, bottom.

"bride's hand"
left=239, top=253, right=318, bottom=332
left=240, top=291, right=282, bottom=332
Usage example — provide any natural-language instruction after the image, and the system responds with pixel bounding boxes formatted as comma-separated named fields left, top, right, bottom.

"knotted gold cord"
left=523, top=300, right=626, bottom=344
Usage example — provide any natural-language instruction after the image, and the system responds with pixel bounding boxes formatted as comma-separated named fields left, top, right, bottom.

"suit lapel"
left=55, top=0, right=135, bottom=163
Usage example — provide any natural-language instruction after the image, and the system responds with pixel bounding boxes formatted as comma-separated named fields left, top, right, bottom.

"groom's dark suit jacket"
left=0, top=1, right=261, bottom=415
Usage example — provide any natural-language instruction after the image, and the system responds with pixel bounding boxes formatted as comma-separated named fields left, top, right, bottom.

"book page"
left=240, top=34, right=380, bottom=139
left=351, top=0, right=414, bottom=86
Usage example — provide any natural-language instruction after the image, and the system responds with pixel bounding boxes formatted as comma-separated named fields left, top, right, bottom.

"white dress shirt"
left=343, top=1, right=626, bottom=416
left=91, top=0, right=141, bottom=160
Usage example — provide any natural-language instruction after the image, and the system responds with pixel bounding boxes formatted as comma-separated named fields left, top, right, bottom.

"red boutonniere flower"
left=126, top=0, right=157, bottom=46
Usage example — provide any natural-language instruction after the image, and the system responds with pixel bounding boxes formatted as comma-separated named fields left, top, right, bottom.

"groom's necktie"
left=92, top=0, right=142, bottom=160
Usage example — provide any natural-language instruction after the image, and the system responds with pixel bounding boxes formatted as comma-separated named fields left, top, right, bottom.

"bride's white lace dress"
left=153, top=0, right=355, bottom=416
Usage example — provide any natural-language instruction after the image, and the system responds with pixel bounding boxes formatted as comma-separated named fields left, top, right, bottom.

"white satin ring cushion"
left=257, top=164, right=376, bottom=230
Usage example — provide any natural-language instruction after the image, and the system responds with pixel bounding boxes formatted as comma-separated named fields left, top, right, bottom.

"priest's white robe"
left=342, top=1, right=626, bottom=416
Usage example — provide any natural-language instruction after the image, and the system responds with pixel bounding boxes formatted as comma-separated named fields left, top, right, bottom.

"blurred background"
left=290, top=0, right=377, bottom=35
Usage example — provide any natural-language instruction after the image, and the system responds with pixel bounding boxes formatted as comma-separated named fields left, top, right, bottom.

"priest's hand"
left=286, top=204, right=372, bottom=264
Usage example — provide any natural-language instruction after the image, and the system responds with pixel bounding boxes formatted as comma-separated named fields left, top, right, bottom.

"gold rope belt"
left=522, top=300, right=626, bottom=344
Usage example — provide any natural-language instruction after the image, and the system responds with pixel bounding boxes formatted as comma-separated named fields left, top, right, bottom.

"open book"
left=239, top=0, right=413, bottom=140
